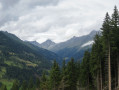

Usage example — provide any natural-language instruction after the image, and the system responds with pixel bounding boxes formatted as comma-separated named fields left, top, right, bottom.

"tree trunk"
left=97, top=71, right=100, bottom=90
left=108, top=44, right=111, bottom=90
left=87, top=77, right=89, bottom=90
left=114, top=56, right=117, bottom=90
left=100, top=60, right=102, bottom=90
left=117, top=55, right=119, bottom=89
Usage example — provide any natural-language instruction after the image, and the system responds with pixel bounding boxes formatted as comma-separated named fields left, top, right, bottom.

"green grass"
left=4, top=60, right=23, bottom=69
left=0, top=67, right=13, bottom=90
left=0, top=79, right=14, bottom=90
left=0, top=67, right=6, bottom=78
left=6, top=56, right=38, bottom=68
left=18, top=58, right=38, bottom=67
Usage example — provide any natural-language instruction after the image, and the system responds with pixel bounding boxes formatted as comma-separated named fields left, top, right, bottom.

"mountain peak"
left=44, top=39, right=54, bottom=43
left=30, top=40, right=40, bottom=46
left=40, top=39, right=56, bottom=49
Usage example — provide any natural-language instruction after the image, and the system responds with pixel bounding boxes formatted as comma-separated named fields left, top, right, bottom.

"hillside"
left=0, top=31, right=61, bottom=89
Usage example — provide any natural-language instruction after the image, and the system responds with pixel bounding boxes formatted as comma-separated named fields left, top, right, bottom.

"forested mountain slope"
left=0, top=31, right=61, bottom=89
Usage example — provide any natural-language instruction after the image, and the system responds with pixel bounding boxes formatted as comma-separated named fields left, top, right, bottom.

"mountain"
left=29, top=39, right=56, bottom=50
left=29, top=30, right=98, bottom=61
left=49, top=30, right=98, bottom=61
left=40, top=39, right=56, bottom=49
left=0, top=31, right=61, bottom=88
left=47, top=30, right=98, bottom=61
left=30, top=41, right=41, bottom=46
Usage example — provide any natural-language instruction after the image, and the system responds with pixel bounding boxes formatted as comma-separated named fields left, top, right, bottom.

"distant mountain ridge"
left=40, top=39, right=56, bottom=49
left=30, top=30, right=99, bottom=61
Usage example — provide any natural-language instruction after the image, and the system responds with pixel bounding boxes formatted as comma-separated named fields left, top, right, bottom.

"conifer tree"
left=111, top=6, right=119, bottom=89
left=101, top=12, right=112, bottom=90
left=80, top=51, right=92, bottom=90
left=40, top=71, right=49, bottom=90
left=64, top=58, right=77, bottom=90
left=60, top=59, right=66, bottom=89
left=50, top=60, right=61, bottom=90
left=90, top=34, right=103, bottom=90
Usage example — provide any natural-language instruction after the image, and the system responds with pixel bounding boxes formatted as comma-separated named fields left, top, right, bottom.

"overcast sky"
left=0, top=0, right=118, bottom=43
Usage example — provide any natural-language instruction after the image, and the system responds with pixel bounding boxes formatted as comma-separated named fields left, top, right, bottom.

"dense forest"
left=0, top=6, right=119, bottom=90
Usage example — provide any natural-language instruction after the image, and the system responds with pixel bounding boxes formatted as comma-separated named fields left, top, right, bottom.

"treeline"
left=0, top=59, right=80, bottom=90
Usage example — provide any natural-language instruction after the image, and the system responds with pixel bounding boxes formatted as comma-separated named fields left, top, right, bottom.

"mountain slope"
left=0, top=31, right=61, bottom=88
left=28, top=30, right=98, bottom=61
left=30, top=39, right=56, bottom=50
left=40, top=39, right=56, bottom=49
left=49, top=30, right=98, bottom=60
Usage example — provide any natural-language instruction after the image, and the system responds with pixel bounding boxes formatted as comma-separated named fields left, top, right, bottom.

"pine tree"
left=50, top=60, right=61, bottom=90
left=40, top=71, right=49, bottom=90
left=59, top=59, right=66, bottom=89
left=64, top=58, right=77, bottom=90
left=90, top=34, right=103, bottom=90
left=111, top=6, right=119, bottom=89
left=76, top=61, right=81, bottom=89
left=80, top=51, right=92, bottom=90
left=101, top=12, right=112, bottom=90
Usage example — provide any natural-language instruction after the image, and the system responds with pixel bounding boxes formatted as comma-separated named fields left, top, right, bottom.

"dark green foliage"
left=20, top=80, right=27, bottom=90
left=62, top=59, right=66, bottom=77
left=49, top=60, right=61, bottom=90
left=27, top=78, right=35, bottom=90
left=40, top=72, right=49, bottom=90
left=11, top=80, right=19, bottom=90
left=5, top=66, right=35, bottom=81
left=0, top=84, right=7, bottom=90
left=36, top=78, right=40, bottom=89
left=64, top=58, right=77, bottom=90
left=80, top=51, right=93, bottom=89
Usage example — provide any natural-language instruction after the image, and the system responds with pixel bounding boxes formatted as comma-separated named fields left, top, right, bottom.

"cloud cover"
left=0, top=0, right=118, bottom=43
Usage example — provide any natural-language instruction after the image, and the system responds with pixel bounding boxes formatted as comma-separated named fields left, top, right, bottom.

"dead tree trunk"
left=108, top=44, right=111, bottom=90
left=100, top=59, right=102, bottom=90
left=97, top=71, right=100, bottom=90
left=117, top=55, right=119, bottom=89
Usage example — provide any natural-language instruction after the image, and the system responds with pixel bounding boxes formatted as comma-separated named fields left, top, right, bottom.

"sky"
left=0, top=0, right=118, bottom=43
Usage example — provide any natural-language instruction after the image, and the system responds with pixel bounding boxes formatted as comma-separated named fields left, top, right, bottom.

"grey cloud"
left=0, top=0, right=118, bottom=43
left=0, top=0, right=60, bottom=26
left=0, top=0, right=20, bottom=9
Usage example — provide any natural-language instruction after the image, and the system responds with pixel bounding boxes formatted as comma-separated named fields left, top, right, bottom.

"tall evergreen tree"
left=101, top=12, right=112, bottom=90
left=111, top=6, right=119, bottom=89
left=80, top=51, right=92, bottom=90
left=64, top=58, right=77, bottom=90
left=50, top=60, right=61, bottom=90
left=90, top=34, right=103, bottom=90
left=40, top=71, right=49, bottom=90
left=59, top=59, right=66, bottom=89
